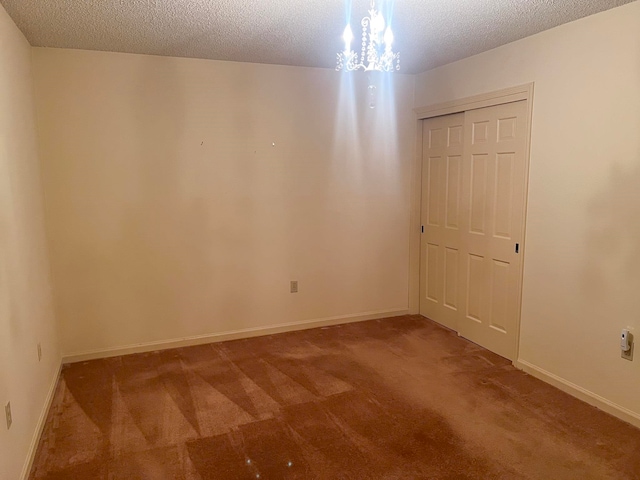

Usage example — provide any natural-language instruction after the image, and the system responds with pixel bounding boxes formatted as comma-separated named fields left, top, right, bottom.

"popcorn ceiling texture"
left=0, top=0, right=634, bottom=74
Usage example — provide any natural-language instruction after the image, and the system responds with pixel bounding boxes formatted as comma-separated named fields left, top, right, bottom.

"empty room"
left=1, top=0, right=640, bottom=478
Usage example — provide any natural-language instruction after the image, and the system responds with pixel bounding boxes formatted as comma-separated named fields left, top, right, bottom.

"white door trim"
left=408, top=83, right=534, bottom=363
left=414, top=83, right=534, bottom=120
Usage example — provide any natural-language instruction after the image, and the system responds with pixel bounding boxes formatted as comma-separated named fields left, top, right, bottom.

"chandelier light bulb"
left=373, top=12, right=385, bottom=33
left=343, top=24, right=354, bottom=52
left=384, top=27, right=394, bottom=48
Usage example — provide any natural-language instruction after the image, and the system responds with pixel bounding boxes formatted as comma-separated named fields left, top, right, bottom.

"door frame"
left=408, top=83, right=534, bottom=363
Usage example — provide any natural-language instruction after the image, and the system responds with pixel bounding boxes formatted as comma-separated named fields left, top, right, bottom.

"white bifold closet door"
left=420, top=100, right=528, bottom=360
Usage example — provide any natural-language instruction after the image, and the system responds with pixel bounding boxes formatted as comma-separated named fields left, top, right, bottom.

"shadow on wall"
left=0, top=134, right=17, bottom=393
left=61, top=49, right=411, bottom=350
left=0, top=137, right=17, bottom=340
left=583, top=162, right=640, bottom=317
left=111, top=57, right=198, bottom=338
left=81, top=56, right=263, bottom=343
left=75, top=52, right=333, bottom=343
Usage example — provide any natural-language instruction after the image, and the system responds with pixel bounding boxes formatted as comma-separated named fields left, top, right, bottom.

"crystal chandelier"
left=336, top=0, right=400, bottom=72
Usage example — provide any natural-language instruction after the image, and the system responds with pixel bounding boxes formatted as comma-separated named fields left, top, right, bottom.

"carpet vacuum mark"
left=30, top=316, right=640, bottom=479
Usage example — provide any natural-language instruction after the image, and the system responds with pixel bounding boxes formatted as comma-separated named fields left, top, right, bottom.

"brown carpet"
left=30, top=315, right=640, bottom=479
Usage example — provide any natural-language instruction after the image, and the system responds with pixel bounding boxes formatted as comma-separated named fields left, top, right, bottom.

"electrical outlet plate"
left=622, top=342, right=634, bottom=361
left=5, top=402, right=12, bottom=430
left=290, top=281, right=298, bottom=293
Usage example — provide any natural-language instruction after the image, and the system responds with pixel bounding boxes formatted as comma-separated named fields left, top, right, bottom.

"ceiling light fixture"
left=336, top=0, right=400, bottom=72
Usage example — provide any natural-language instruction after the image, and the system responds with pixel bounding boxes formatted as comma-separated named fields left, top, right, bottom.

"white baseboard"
left=515, top=359, right=640, bottom=429
left=62, top=309, right=409, bottom=363
left=20, top=359, right=63, bottom=480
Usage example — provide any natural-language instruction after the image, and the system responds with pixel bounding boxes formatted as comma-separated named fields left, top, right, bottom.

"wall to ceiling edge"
left=413, top=0, right=640, bottom=424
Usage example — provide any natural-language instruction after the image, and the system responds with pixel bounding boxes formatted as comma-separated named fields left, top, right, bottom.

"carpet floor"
left=30, top=315, right=640, bottom=479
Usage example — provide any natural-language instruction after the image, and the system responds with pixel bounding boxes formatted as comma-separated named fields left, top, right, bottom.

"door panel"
left=470, top=154, right=488, bottom=234
left=420, top=101, right=528, bottom=360
left=458, top=100, right=528, bottom=360
left=419, top=113, right=464, bottom=330
left=443, top=247, right=459, bottom=310
left=426, top=243, right=439, bottom=302
left=445, top=156, right=462, bottom=229
left=466, top=253, right=486, bottom=323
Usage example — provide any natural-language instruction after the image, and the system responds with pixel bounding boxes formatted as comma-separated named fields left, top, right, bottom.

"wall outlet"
left=622, top=331, right=634, bottom=361
left=290, top=281, right=298, bottom=293
left=37, top=342, right=42, bottom=362
left=5, top=402, right=12, bottom=430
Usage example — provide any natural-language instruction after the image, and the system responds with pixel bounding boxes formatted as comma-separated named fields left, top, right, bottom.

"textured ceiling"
left=0, top=0, right=635, bottom=74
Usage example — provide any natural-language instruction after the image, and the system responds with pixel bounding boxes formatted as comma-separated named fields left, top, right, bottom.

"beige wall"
left=32, top=48, right=416, bottom=357
left=415, top=1, right=640, bottom=422
left=0, top=6, right=61, bottom=480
